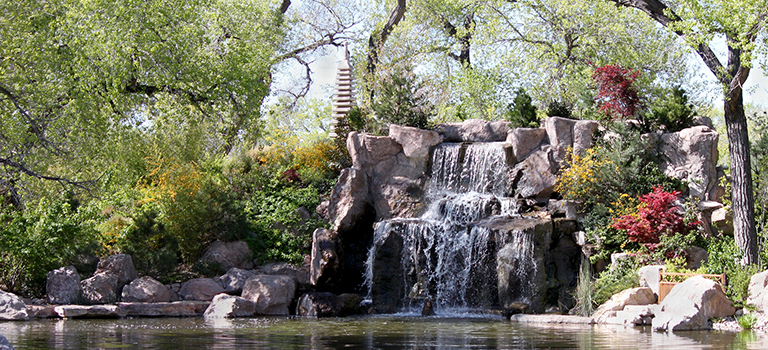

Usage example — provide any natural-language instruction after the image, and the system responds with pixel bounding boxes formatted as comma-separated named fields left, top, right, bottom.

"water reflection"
left=0, top=316, right=763, bottom=349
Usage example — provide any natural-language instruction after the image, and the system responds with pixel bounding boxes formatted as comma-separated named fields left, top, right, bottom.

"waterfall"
left=367, top=142, right=543, bottom=313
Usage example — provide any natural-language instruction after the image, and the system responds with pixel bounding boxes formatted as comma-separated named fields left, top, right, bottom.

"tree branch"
left=367, top=0, right=407, bottom=74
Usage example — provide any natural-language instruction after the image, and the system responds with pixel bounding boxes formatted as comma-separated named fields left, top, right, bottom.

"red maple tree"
left=592, top=64, right=641, bottom=120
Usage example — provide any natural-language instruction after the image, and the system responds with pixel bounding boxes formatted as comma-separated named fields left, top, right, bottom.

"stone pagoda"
left=330, top=44, right=355, bottom=138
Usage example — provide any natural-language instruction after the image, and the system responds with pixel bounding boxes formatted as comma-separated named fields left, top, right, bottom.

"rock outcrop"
left=295, top=292, right=342, bottom=317
left=310, top=228, right=340, bottom=289
left=121, top=276, right=172, bottom=303
left=436, top=119, right=510, bottom=142
left=94, top=254, right=137, bottom=291
left=179, top=278, right=226, bottom=301
left=0, top=291, right=29, bottom=321
left=241, top=275, right=297, bottom=315
left=46, top=265, right=82, bottom=305
left=638, top=265, right=665, bottom=296
left=0, top=335, right=14, bottom=350
left=658, top=125, right=720, bottom=200
left=652, top=275, right=735, bottom=331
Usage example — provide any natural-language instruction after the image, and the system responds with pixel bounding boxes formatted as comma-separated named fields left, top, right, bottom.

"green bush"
left=592, top=258, right=640, bottom=308
left=645, top=86, right=695, bottom=132
left=546, top=100, right=573, bottom=119
left=116, top=211, right=180, bottom=282
left=506, top=88, right=539, bottom=128
left=372, top=65, right=432, bottom=131
left=701, top=236, right=760, bottom=307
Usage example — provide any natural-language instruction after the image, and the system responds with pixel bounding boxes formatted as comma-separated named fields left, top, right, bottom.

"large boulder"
left=658, top=125, right=720, bottom=200
left=328, top=168, right=372, bottom=233
left=203, top=293, right=257, bottom=318
left=310, top=228, right=340, bottom=289
left=0, top=291, right=29, bottom=321
left=257, top=262, right=310, bottom=286
left=179, top=278, right=226, bottom=301
left=200, top=241, right=254, bottom=273
left=652, top=275, right=735, bottom=331
left=435, top=119, right=510, bottom=142
left=347, top=132, right=402, bottom=170
left=507, top=127, right=547, bottom=162
left=241, top=275, right=298, bottom=315
left=46, top=265, right=82, bottom=304
left=368, top=220, right=407, bottom=313
left=543, top=117, right=598, bottom=166
left=219, top=268, right=255, bottom=295
left=121, top=276, right=172, bottom=303
left=591, top=287, right=656, bottom=324
left=638, top=265, right=665, bottom=296
left=94, top=254, right=137, bottom=290
left=0, top=335, right=14, bottom=350
left=389, top=124, right=442, bottom=159
left=295, top=292, right=342, bottom=317
left=511, top=149, right=556, bottom=201
left=80, top=273, right=120, bottom=305
left=54, top=305, right=122, bottom=318
left=748, top=269, right=768, bottom=312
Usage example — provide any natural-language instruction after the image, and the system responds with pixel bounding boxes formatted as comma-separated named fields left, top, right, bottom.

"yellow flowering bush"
left=555, top=147, right=620, bottom=205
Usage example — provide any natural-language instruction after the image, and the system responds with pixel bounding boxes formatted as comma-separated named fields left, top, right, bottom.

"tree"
left=606, top=0, right=761, bottom=265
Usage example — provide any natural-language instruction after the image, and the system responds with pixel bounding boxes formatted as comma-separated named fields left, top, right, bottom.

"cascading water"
left=366, top=142, right=543, bottom=313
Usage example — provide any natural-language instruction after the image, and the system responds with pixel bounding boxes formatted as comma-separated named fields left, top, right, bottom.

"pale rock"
left=117, top=301, right=209, bottom=317
left=506, top=127, right=546, bottom=162
left=179, top=278, right=226, bottom=301
left=592, top=287, right=656, bottom=324
left=638, top=265, right=665, bottom=296
left=711, top=207, right=733, bottom=235
left=121, top=276, right=171, bottom=303
left=607, top=304, right=657, bottom=326
left=219, top=268, right=255, bottom=294
left=204, top=293, right=256, bottom=318
left=310, top=228, right=340, bottom=288
left=748, top=269, right=768, bottom=312
left=46, top=265, right=82, bottom=305
left=652, top=275, right=735, bottom=331
left=547, top=200, right=582, bottom=220
left=0, top=291, right=29, bottom=321
left=572, top=120, right=599, bottom=156
left=435, top=119, right=510, bottom=142
left=389, top=124, right=442, bottom=158
left=200, top=241, right=254, bottom=273
left=659, top=126, right=719, bottom=200
left=327, top=168, right=372, bottom=232
left=346, top=132, right=402, bottom=170
left=511, top=149, right=556, bottom=200
left=241, top=275, right=297, bottom=315
left=94, top=254, right=137, bottom=291
left=54, top=305, right=122, bottom=318
left=80, top=273, right=119, bottom=305
left=26, top=305, right=58, bottom=318
left=693, top=116, right=714, bottom=129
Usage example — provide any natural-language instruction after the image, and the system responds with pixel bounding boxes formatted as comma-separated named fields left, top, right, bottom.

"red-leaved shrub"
left=592, top=64, right=641, bottom=119
left=611, top=186, right=698, bottom=251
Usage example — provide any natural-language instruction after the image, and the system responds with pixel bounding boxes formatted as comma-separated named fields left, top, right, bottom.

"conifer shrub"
left=506, top=88, right=540, bottom=128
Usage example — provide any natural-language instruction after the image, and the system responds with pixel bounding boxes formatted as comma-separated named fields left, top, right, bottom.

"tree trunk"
left=725, top=91, right=759, bottom=265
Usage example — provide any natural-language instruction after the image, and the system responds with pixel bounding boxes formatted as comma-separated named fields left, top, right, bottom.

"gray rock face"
left=121, top=276, right=171, bottom=303
left=506, top=127, right=547, bottom=162
left=684, top=246, right=708, bottom=270
left=179, top=278, right=226, bottom=301
left=80, top=273, right=120, bottom=305
left=200, top=241, right=254, bottom=273
left=328, top=168, right=372, bottom=233
left=46, top=265, right=82, bottom=305
left=310, top=228, right=340, bottom=288
left=389, top=124, right=442, bottom=159
left=257, top=262, right=310, bottom=286
left=241, top=275, right=298, bottom=315
left=591, top=287, right=656, bottom=324
left=220, top=268, right=255, bottom=294
left=295, top=292, right=342, bottom=317
left=347, top=132, right=403, bottom=170
left=94, top=254, right=137, bottom=290
left=436, top=119, right=510, bottom=142
left=512, top=149, right=556, bottom=201
left=543, top=117, right=598, bottom=166
left=0, top=291, right=29, bottom=321
left=204, top=294, right=256, bottom=318
left=0, top=335, right=14, bottom=350
left=748, top=269, right=768, bottom=312
left=659, top=125, right=720, bottom=200
left=653, top=275, right=735, bottom=331
left=368, top=221, right=406, bottom=313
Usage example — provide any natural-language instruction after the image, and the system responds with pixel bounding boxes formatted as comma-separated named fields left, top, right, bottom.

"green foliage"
left=0, top=194, right=102, bottom=297
left=737, top=313, right=758, bottom=331
left=572, top=257, right=595, bottom=317
left=505, top=88, right=539, bottom=128
left=546, top=100, right=574, bottom=119
left=701, top=236, right=760, bottom=308
left=114, top=211, right=180, bottom=282
left=726, top=264, right=761, bottom=309
left=645, top=86, right=696, bottom=132
left=592, top=258, right=640, bottom=308
left=372, top=65, right=432, bottom=131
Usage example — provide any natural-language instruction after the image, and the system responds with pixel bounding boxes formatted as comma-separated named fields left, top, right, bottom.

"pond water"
left=0, top=314, right=763, bottom=349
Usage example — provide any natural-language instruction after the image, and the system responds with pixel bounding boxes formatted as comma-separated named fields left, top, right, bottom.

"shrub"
left=546, top=100, right=573, bottom=119
left=592, top=64, right=641, bottom=120
left=646, top=86, right=695, bottom=132
left=506, top=88, right=539, bottom=128
left=737, top=313, right=758, bottom=330
left=592, top=258, right=640, bottom=308
left=372, top=65, right=431, bottom=130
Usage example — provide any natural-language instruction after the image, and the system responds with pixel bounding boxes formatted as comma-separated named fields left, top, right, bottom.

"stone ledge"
left=510, top=314, right=595, bottom=324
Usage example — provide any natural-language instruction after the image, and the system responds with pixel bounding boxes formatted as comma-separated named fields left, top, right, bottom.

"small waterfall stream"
left=366, top=142, right=542, bottom=312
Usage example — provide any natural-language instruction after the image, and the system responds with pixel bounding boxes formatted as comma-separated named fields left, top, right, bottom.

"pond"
left=0, top=314, right=763, bottom=349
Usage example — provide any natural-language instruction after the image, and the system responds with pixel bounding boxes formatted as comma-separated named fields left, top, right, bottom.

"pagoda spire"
left=330, top=43, right=355, bottom=138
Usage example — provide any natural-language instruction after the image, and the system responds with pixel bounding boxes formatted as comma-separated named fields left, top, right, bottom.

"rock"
left=346, top=132, right=402, bottom=170
left=659, top=126, right=719, bottom=200
left=220, top=268, right=255, bottom=294
left=693, top=116, right=714, bottom=129
left=200, top=241, right=254, bottom=273
left=296, top=292, right=342, bottom=317
left=310, top=228, right=340, bottom=288
left=204, top=294, right=257, bottom=318
left=26, top=305, right=58, bottom=318
left=507, top=127, right=546, bottom=162
left=543, top=117, right=598, bottom=165
left=421, top=299, right=435, bottom=316
left=748, top=269, right=768, bottom=312
left=54, top=305, right=122, bottom=318
left=511, top=149, right=556, bottom=201
left=257, top=262, right=310, bottom=286
left=389, top=124, right=442, bottom=159
left=435, top=119, right=510, bottom=142
left=117, top=301, right=209, bottom=317
left=337, top=293, right=364, bottom=315
left=711, top=207, right=733, bottom=235
left=638, top=265, right=665, bottom=296
left=328, top=168, right=372, bottom=233
left=80, top=273, right=120, bottom=305
left=652, top=275, right=735, bottom=331
left=607, top=304, right=657, bottom=326
left=0, top=335, right=14, bottom=350
left=94, top=254, right=137, bottom=290
left=509, top=314, right=595, bottom=324
left=46, top=265, right=82, bottom=305
left=547, top=200, right=582, bottom=220
left=684, top=246, right=708, bottom=270
left=0, top=291, right=29, bottom=321
left=572, top=120, right=599, bottom=156
left=368, top=220, right=408, bottom=313
left=592, top=287, right=656, bottom=324
left=179, top=278, right=226, bottom=301
left=241, top=275, right=298, bottom=315
left=121, top=276, right=172, bottom=303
